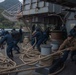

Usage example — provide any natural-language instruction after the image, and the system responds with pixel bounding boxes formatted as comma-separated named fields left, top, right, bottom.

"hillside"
left=0, top=0, right=24, bottom=28
left=0, top=7, right=25, bottom=28
left=0, top=0, right=20, bottom=9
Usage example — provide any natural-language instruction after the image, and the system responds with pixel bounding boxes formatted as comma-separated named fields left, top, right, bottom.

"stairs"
left=2, top=2, right=22, bottom=21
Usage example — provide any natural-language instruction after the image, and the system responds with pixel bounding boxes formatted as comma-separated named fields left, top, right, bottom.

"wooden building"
left=17, top=0, right=66, bottom=30
left=2, top=0, right=76, bottom=33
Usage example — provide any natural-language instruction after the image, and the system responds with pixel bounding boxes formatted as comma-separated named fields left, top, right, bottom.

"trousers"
left=6, top=43, right=14, bottom=58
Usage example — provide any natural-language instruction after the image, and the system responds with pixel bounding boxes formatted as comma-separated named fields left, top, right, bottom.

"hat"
left=36, top=27, right=40, bottom=31
left=5, top=31, right=9, bottom=34
left=74, top=26, right=76, bottom=28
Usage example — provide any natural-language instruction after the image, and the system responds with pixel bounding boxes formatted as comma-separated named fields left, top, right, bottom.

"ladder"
left=2, top=2, right=22, bottom=21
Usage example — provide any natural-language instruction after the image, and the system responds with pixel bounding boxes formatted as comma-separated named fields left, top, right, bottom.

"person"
left=0, top=28, right=6, bottom=36
left=0, top=31, right=14, bottom=59
left=36, top=27, right=50, bottom=51
left=31, top=27, right=43, bottom=50
left=0, top=28, right=6, bottom=49
left=11, top=28, right=20, bottom=54
left=11, top=28, right=16, bottom=33
left=32, top=25, right=36, bottom=33
left=60, top=24, right=67, bottom=40
left=42, top=27, right=50, bottom=44
left=19, top=26, right=23, bottom=43
left=49, top=34, right=76, bottom=73
left=69, top=25, right=76, bottom=37
left=58, top=34, right=76, bottom=61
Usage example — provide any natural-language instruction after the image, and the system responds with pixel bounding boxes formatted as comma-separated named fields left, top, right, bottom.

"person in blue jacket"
left=69, top=26, right=76, bottom=61
left=32, top=25, right=36, bottom=33
left=0, top=31, right=14, bottom=59
left=19, top=26, right=23, bottom=43
left=0, top=28, right=6, bottom=36
left=0, top=28, right=6, bottom=49
left=60, top=24, right=67, bottom=40
left=36, top=27, right=50, bottom=51
left=43, top=27, right=50, bottom=44
left=69, top=26, right=76, bottom=37
left=11, top=29, right=20, bottom=54
left=31, top=27, right=43, bottom=49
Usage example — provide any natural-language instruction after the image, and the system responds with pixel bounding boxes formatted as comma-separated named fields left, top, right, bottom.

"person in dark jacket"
left=11, top=29, right=20, bottom=54
left=60, top=24, right=67, bottom=40
left=36, top=27, right=50, bottom=51
left=19, top=26, right=23, bottom=43
left=43, top=27, right=50, bottom=44
left=69, top=25, right=76, bottom=37
left=0, top=28, right=6, bottom=36
left=0, top=31, right=14, bottom=59
left=31, top=27, right=43, bottom=49
left=0, top=28, right=6, bottom=49
left=32, top=25, right=36, bottom=33
left=68, top=26, right=76, bottom=61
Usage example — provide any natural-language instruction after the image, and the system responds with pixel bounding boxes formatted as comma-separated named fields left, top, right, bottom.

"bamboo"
left=0, top=49, right=66, bottom=73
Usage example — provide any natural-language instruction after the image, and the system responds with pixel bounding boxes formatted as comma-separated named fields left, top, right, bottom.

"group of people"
left=31, top=25, right=50, bottom=52
left=31, top=24, right=76, bottom=73
left=0, top=26, right=23, bottom=59
left=49, top=25, right=76, bottom=73
left=59, top=25, right=76, bottom=62
left=0, top=24, right=76, bottom=72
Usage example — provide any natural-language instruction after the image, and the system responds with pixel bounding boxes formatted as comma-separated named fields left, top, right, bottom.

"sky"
left=19, top=0, right=23, bottom=3
left=0, top=0, right=23, bottom=3
left=0, top=0, right=5, bottom=3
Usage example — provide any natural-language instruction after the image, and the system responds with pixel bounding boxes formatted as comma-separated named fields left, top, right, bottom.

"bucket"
left=40, top=45, right=52, bottom=55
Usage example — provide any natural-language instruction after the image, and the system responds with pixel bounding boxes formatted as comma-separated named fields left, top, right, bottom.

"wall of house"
left=22, top=0, right=62, bottom=15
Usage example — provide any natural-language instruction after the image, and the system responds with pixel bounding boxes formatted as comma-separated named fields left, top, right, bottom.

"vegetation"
left=0, top=0, right=20, bottom=9
left=0, top=0, right=25, bottom=29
